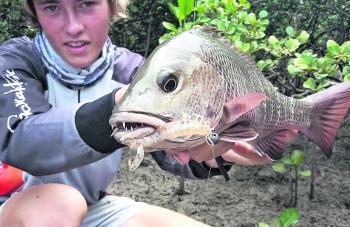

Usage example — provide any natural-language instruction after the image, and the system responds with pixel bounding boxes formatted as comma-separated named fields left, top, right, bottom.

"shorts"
left=81, top=195, right=148, bottom=227
left=0, top=195, right=148, bottom=227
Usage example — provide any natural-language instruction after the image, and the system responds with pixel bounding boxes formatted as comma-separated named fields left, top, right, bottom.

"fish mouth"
left=109, top=111, right=170, bottom=146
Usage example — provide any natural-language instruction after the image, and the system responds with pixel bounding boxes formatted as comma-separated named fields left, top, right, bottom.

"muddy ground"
left=110, top=116, right=350, bottom=227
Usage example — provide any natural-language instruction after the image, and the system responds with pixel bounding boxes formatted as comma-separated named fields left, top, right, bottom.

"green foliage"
left=194, top=0, right=269, bottom=54
left=258, top=27, right=309, bottom=72
left=110, top=0, right=173, bottom=56
left=257, top=208, right=300, bottom=227
left=159, top=0, right=195, bottom=43
left=0, top=0, right=36, bottom=43
left=160, top=0, right=350, bottom=97
left=269, top=27, right=309, bottom=56
left=250, top=0, right=350, bottom=48
left=250, top=0, right=350, bottom=95
left=287, top=40, right=350, bottom=92
left=272, top=150, right=311, bottom=177
left=160, top=0, right=269, bottom=54
left=272, top=150, right=311, bottom=207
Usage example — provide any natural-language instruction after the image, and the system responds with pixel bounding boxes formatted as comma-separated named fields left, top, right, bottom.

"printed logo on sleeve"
left=2, top=70, right=33, bottom=133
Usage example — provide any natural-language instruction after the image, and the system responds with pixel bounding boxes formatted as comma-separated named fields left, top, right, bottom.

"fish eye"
left=156, top=70, right=179, bottom=93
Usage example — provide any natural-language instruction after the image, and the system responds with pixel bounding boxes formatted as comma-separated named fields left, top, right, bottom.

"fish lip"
left=109, top=111, right=171, bottom=146
left=109, top=111, right=170, bottom=136
left=109, top=111, right=208, bottom=149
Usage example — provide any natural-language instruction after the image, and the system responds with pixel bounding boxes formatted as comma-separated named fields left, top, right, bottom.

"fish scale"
left=199, top=36, right=316, bottom=132
left=199, top=37, right=308, bottom=132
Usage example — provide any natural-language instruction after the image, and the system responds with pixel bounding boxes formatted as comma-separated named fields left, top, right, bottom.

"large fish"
left=109, top=26, right=350, bottom=165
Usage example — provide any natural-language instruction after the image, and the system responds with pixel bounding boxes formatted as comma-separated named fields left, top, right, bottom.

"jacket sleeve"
left=74, top=47, right=145, bottom=154
left=112, top=47, right=145, bottom=83
left=0, top=38, right=123, bottom=176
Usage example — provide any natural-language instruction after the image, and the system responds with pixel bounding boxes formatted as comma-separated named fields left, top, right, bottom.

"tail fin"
left=301, top=82, right=350, bottom=158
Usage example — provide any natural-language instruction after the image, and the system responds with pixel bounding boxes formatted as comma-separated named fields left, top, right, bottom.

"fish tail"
left=301, top=82, right=350, bottom=157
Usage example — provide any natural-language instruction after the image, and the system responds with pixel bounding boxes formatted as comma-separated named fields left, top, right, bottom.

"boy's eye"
left=81, top=1, right=96, bottom=8
left=44, top=5, right=59, bottom=13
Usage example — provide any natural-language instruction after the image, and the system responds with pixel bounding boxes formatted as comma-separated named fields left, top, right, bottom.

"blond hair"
left=22, top=0, right=129, bottom=25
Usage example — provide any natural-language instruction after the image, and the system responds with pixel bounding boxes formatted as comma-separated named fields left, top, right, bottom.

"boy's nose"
left=65, top=14, right=84, bottom=36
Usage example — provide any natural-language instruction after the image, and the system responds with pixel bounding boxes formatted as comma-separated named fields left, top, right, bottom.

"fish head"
left=109, top=31, right=226, bottom=150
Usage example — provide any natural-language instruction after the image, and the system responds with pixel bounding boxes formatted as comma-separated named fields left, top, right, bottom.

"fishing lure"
left=111, top=129, right=146, bottom=171
left=128, top=144, right=145, bottom=171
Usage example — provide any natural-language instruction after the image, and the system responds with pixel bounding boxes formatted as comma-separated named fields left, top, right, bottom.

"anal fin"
left=253, top=129, right=298, bottom=160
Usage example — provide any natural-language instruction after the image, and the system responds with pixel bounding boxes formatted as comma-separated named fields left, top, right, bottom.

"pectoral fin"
left=220, top=125, right=259, bottom=143
left=222, top=93, right=268, bottom=124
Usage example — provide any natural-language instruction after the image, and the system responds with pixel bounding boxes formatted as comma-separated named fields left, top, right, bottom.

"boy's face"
left=33, top=0, right=111, bottom=68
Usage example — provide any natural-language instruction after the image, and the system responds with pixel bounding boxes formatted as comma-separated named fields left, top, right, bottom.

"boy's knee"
left=0, top=183, right=87, bottom=227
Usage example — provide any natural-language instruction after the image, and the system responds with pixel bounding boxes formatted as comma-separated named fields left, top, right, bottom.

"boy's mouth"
left=64, top=41, right=89, bottom=55
left=65, top=41, right=89, bottom=48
